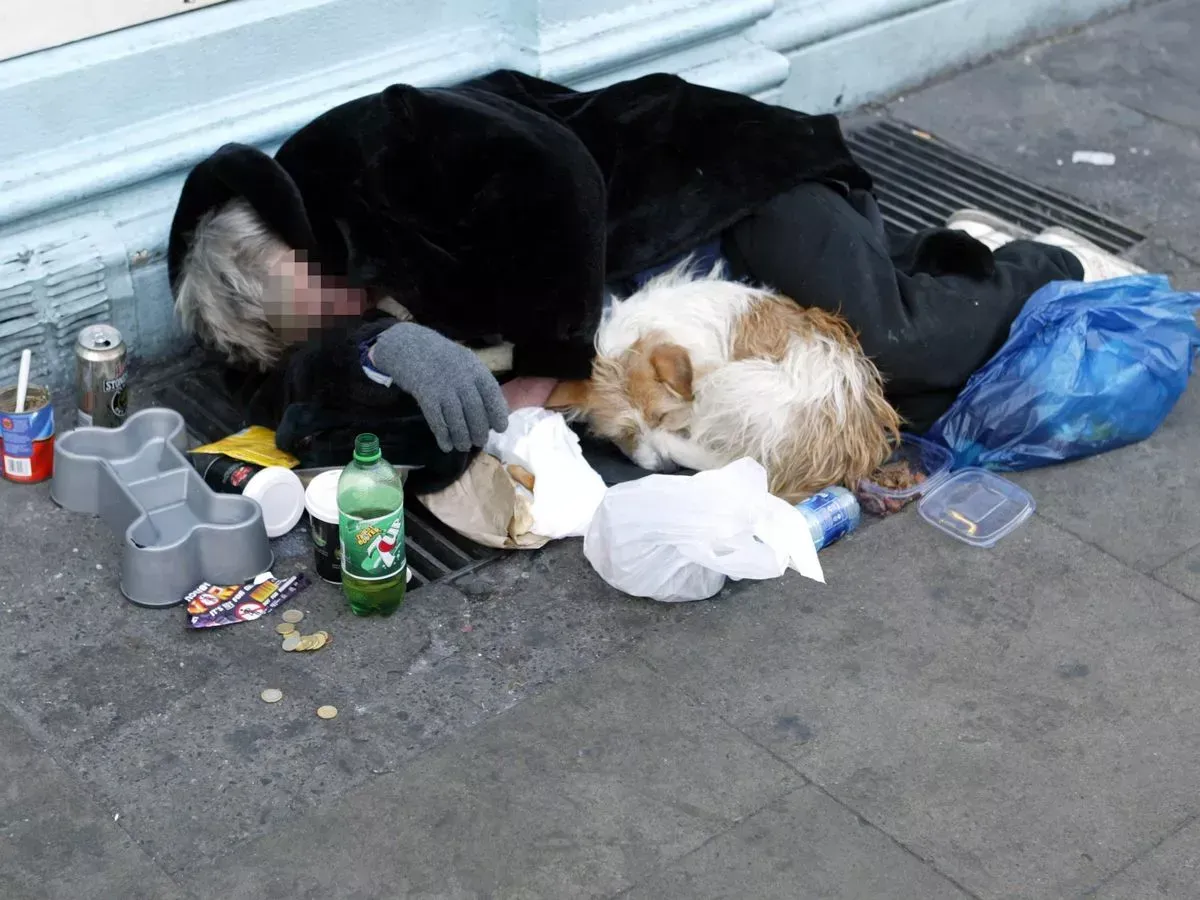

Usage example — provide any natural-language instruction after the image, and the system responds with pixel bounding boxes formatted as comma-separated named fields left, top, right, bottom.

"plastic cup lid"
left=917, top=468, right=1035, bottom=548
left=304, top=469, right=342, bottom=524
left=243, top=467, right=306, bottom=538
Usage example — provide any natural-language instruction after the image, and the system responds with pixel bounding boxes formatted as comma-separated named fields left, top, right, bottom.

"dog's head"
left=550, top=333, right=695, bottom=471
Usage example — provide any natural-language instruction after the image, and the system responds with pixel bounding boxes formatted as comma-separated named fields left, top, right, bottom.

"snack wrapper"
left=189, top=426, right=300, bottom=469
left=184, top=572, right=310, bottom=629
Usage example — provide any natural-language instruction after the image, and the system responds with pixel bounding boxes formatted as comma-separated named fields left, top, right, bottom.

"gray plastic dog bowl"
left=50, top=408, right=273, bottom=608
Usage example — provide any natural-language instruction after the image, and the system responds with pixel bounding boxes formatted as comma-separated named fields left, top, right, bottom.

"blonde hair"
left=173, top=199, right=290, bottom=370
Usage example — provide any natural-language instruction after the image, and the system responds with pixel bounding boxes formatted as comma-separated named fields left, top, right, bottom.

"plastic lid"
left=243, top=467, right=306, bottom=538
left=917, top=468, right=1035, bottom=548
left=304, top=469, right=342, bottom=524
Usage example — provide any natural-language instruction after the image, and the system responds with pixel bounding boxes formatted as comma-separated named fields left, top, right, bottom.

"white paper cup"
left=304, top=469, right=342, bottom=582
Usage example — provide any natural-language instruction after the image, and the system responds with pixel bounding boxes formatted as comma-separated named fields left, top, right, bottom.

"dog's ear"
left=650, top=343, right=694, bottom=401
left=546, top=379, right=591, bottom=411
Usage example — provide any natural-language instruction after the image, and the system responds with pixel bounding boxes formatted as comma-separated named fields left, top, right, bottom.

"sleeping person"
left=167, top=68, right=1111, bottom=493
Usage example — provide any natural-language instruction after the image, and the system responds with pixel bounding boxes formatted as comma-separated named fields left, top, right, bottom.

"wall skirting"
left=0, top=0, right=1138, bottom=386
left=762, top=0, right=1137, bottom=113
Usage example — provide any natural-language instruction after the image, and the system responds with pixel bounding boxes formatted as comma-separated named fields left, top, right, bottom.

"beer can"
left=75, top=324, right=129, bottom=428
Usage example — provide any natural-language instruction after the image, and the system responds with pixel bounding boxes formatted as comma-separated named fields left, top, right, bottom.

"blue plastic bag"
left=927, top=275, right=1200, bottom=471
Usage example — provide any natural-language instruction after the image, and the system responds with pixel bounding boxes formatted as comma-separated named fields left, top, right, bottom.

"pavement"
left=3, top=1, right=1200, bottom=897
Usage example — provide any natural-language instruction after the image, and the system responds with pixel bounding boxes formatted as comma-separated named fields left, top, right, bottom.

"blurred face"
left=264, top=250, right=368, bottom=343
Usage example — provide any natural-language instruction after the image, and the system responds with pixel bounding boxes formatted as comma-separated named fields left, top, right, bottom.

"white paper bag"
left=485, top=408, right=607, bottom=539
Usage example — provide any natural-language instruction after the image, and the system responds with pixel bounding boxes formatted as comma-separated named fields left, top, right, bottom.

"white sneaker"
left=945, top=209, right=1032, bottom=250
left=1033, top=226, right=1146, bottom=282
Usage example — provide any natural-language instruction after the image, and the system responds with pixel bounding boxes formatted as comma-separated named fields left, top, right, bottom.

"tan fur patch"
left=621, top=335, right=695, bottom=431
left=763, top=380, right=902, bottom=503
left=546, top=380, right=591, bottom=411
left=551, top=334, right=697, bottom=458
left=724, top=295, right=902, bottom=502
left=731, top=296, right=861, bottom=361
left=649, top=343, right=694, bottom=400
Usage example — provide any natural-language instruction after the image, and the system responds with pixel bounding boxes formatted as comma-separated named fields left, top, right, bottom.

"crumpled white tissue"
left=485, top=408, right=607, bottom=540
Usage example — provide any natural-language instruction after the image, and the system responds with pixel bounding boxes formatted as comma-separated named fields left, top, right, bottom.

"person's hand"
left=369, top=323, right=509, bottom=452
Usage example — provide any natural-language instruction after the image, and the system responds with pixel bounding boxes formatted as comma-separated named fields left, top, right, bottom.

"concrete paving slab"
left=1129, top=239, right=1200, bottom=292
left=1006, top=378, right=1200, bottom=572
left=0, top=484, right=276, bottom=757
left=1091, top=816, right=1200, bottom=899
left=54, top=568, right=674, bottom=881
left=194, top=653, right=802, bottom=900
left=1154, top=544, right=1200, bottom=605
left=0, top=705, right=186, bottom=900
left=621, top=786, right=971, bottom=900
left=1035, top=0, right=1200, bottom=131
left=636, top=513, right=1200, bottom=900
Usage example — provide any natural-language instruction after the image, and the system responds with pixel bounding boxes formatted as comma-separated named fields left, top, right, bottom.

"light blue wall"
left=0, top=0, right=1133, bottom=389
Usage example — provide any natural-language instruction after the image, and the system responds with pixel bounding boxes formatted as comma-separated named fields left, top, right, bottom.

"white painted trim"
left=539, top=0, right=774, bottom=83
left=0, top=0, right=232, bottom=62
left=0, top=26, right=526, bottom=229
left=0, top=0, right=781, bottom=232
left=751, top=0, right=942, bottom=53
left=576, top=31, right=787, bottom=98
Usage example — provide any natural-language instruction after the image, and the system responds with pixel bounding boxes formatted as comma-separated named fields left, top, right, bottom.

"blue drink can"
left=796, top=486, right=861, bottom=551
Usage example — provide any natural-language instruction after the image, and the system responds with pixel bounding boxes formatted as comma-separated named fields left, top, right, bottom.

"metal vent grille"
left=846, top=119, right=1145, bottom=254
left=142, top=361, right=499, bottom=592
left=0, top=216, right=133, bottom=387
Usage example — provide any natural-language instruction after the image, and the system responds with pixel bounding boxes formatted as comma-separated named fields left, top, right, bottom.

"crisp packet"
left=185, top=572, right=310, bottom=629
left=189, top=426, right=300, bottom=469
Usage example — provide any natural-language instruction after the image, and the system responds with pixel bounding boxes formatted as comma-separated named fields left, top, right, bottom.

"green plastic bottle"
left=337, top=433, right=407, bottom=616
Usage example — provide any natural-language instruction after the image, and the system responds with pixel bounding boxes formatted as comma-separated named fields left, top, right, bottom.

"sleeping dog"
left=549, top=260, right=901, bottom=503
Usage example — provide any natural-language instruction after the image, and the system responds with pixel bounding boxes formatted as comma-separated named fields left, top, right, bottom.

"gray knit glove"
left=369, top=323, right=509, bottom=453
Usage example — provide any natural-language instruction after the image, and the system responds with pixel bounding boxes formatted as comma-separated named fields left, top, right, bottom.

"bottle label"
left=339, top=508, right=406, bottom=581
left=198, top=455, right=263, bottom=494
left=799, top=489, right=855, bottom=549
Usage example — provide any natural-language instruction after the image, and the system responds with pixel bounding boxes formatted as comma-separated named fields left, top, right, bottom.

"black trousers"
left=722, top=182, right=1084, bottom=431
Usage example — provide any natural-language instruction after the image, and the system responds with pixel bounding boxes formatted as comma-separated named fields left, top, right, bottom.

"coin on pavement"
left=282, top=610, right=304, bottom=624
left=281, top=635, right=302, bottom=652
left=275, top=622, right=295, bottom=635
left=316, top=705, right=338, bottom=720
left=260, top=688, right=283, bottom=703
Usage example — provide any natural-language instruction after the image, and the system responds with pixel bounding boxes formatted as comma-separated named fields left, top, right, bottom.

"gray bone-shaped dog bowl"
left=50, top=408, right=273, bottom=607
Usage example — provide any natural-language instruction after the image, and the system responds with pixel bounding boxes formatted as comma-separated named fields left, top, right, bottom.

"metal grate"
left=846, top=119, right=1145, bottom=254
left=402, top=503, right=497, bottom=590
left=140, top=360, right=500, bottom=592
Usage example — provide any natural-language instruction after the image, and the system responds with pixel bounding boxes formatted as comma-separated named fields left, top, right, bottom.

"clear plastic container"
left=917, top=468, right=1035, bottom=548
left=857, top=434, right=954, bottom=516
